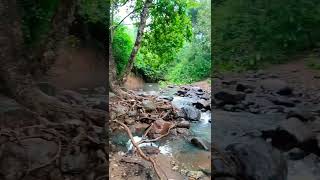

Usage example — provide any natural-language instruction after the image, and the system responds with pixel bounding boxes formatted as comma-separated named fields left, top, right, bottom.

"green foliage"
left=166, top=0, right=211, bottom=84
left=213, top=0, right=320, bottom=71
left=20, top=0, right=59, bottom=45
left=112, top=25, right=134, bottom=76
left=133, top=0, right=193, bottom=81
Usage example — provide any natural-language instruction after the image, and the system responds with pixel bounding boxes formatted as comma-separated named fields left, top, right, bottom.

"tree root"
left=113, top=120, right=165, bottom=180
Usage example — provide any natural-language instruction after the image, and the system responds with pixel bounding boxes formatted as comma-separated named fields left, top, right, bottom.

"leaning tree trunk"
left=120, top=0, right=152, bottom=84
left=0, top=0, right=105, bottom=124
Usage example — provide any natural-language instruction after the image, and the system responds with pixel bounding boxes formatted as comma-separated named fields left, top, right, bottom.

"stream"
left=113, top=81, right=211, bottom=172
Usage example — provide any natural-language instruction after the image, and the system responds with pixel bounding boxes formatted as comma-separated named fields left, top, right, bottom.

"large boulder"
left=182, top=105, right=201, bottom=121
left=278, top=117, right=314, bottom=143
left=226, top=138, right=287, bottom=180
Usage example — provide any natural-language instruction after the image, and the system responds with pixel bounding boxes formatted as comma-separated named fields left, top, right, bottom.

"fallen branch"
left=113, top=120, right=164, bottom=180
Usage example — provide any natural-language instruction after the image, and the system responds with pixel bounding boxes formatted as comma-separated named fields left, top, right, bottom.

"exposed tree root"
left=113, top=120, right=165, bottom=180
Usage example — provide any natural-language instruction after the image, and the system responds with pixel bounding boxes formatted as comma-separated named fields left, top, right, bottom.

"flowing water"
left=113, top=76, right=211, bottom=172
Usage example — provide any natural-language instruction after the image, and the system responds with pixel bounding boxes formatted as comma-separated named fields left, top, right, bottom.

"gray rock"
left=226, top=137, right=287, bottom=180
left=176, top=120, right=191, bottom=129
left=279, top=117, right=313, bottom=143
left=190, top=137, right=209, bottom=150
left=182, top=105, right=201, bottom=121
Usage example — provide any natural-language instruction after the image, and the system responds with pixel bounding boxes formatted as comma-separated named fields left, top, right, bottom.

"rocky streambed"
left=213, top=67, right=320, bottom=180
left=109, top=84, right=212, bottom=180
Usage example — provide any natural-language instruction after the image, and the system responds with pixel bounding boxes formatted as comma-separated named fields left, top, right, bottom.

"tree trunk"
left=0, top=0, right=105, bottom=124
left=120, top=0, right=152, bottom=84
left=30, top=0, right=77, bottom=77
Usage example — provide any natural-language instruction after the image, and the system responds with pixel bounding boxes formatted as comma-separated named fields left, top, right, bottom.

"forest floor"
left=213, top=51, right=320, bottom=180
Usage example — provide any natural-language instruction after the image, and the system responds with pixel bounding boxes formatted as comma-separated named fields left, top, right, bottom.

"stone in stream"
left=176, top=120, right=191, bottom=129
left=190, top=137, right=209, bottom=151
left=225, top=137, right=287, bottom=180
left=278, top=117, right=314, bottom=143
left=182, top=105, right=201, bottom=121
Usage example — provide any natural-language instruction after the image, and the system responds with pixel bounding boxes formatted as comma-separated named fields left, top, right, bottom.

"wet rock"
left=190, top=137, right=209, bottom=151
left=287, top=148, right=307, bottom=160
left=214, top=90, right=245, bottom=105
left=193, top=99, right=210, bottom=110
left=176, top=128, right=191, bottom=136
left=158, top=95, right=174, bottom=101
left=260, top=79, right=293, bottom=95
left=226, top=137, right=287, bottom=180
left=142, top=100, right=156, bottom=111
left=182, top=105, right=201, bottom=121
left=176, top=120, right=191, bottom=129
left=278, top=117, right=313, bottom=143
left=140, top=146, right=160, bottom=155
left=61, top=152, right=88, bottom=173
